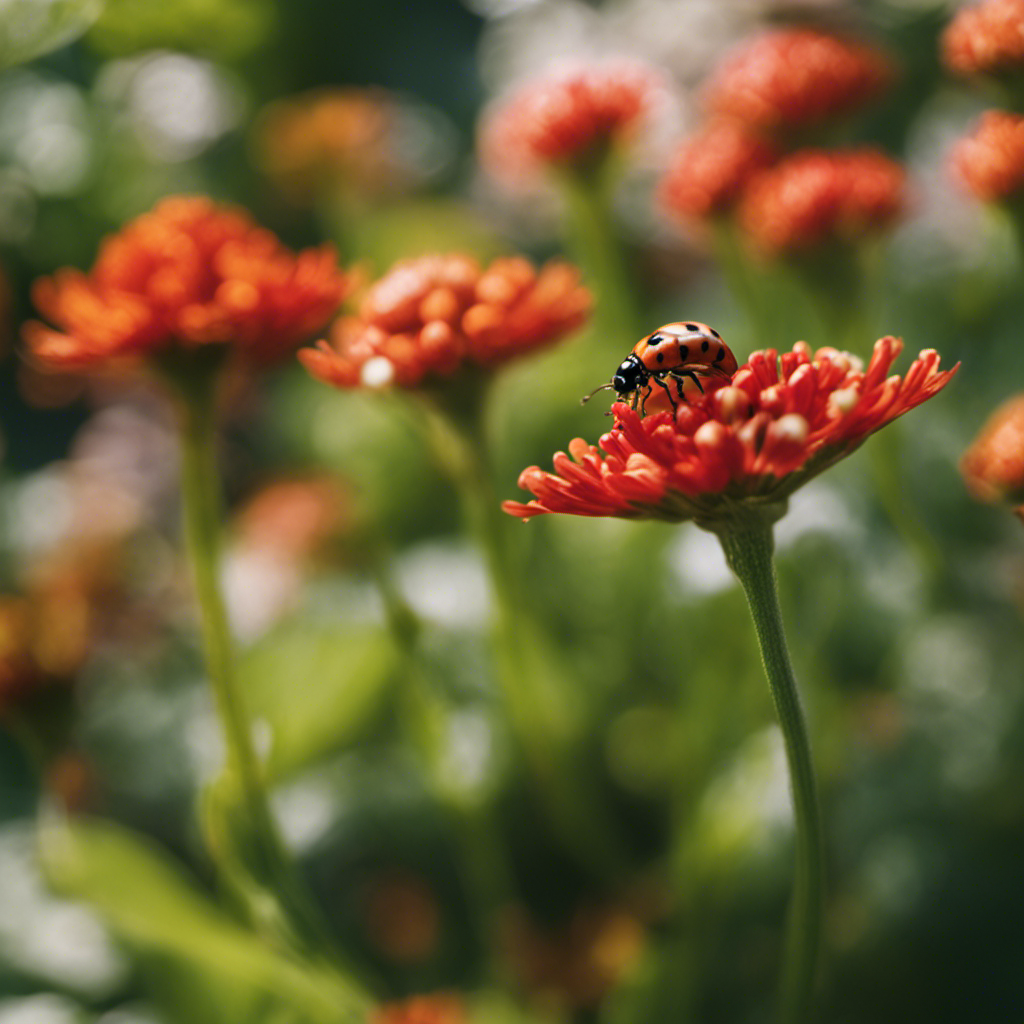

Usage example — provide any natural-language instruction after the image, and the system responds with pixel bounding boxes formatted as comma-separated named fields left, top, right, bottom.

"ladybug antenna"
left=580, top=382, right=617, bottom=406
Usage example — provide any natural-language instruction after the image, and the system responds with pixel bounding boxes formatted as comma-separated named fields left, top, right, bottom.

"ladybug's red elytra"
left=583, top=321, right=738, bottom=413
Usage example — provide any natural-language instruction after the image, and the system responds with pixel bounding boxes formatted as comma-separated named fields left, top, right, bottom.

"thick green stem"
left=716, top=522, right=823, bottom=1024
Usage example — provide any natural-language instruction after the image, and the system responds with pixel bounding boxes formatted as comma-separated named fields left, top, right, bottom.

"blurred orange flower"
left=942, top=0, right=1024, bottom=78
left=961, top=393, right=1024, bottom=506
left=658, top=119, right=778, bottom=223
left=479, top=62, right=667, bottom=187
left=504, top=338, right=957, bottom=523
left=300, top=252, right=590, bottom=389
left=738, top=148, right=907, bottom=255
left=25, top=196, right=349, bottom=371
left=372, top=994, right=464, bottom=1024
left=951, top=109, right=1024, bottom=201
left=704, top=28, right=893, bottom=133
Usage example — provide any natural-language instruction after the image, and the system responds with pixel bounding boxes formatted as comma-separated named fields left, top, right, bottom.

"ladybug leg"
left=669, top=369, right=704, bottom=398
left=652, top=374, right=678, bottom=410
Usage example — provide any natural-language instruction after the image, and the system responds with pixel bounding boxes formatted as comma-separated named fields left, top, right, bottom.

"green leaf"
left=41, top=818, right=370, bottom=1024
left=241, top=623, right=400, bottom=780
left=0, top=0, right=102, bottom=70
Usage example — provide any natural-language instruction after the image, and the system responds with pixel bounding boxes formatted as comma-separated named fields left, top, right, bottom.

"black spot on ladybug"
left=648, top=333, right=664, bottom=346
left=701, top=339, right=710, bottom=352
left=714, top=347, right=725, bottom=361
left=711, top=328, right=721, bottom=338
left=679, top=345, right=689, bottom=360
left=685, top=323, right=699, bottom=331
left=656, top=351, right=664, bottom=363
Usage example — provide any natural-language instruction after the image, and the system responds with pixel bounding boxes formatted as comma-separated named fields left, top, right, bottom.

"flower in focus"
left=738, top=148, right=907, bottom=256
left=254, top=88, right=447, bottom=204
left=504, top=337, right=957, bottom=524
left=479, top=62, right=668, bottom=187
left=25, top=195, right=349, bottom=371
left=658, top=119, right=779, bottom=224
left=300, top=252, right=591, bottom=390
left=960, top=393, right=1024, bottom=508
left=951, top=109, right=1024, bottom=202
left=704, top=28, right=893, bottom=135
left=941, top=0, right=1024, bottom=79
left=371, top=994, right=464, bottom=1024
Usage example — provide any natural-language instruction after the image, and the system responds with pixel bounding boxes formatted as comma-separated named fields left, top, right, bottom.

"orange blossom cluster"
left=942, top=0, right=1024, bottom=78
left=961, top=393, right=1024, bottom=509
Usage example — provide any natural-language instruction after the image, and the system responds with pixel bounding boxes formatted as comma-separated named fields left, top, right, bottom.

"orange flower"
left=658, top=119, right=778, bottom=223
left=961, top=393, right=1024, bottom=505
left=504, top=337, right=957, bottom=523
left=254, top=88, right=423, bottom=202
left=300, top=253, right=590, bottom=389
left=951, top=109, right=1024, bottom=201
left=479, top=62, right=667, bottom=187
left=738, top=148, right=907, bottom=255
left=372, top=994, right=464, bottom=1024
left=704, top=28, right=893, bottom=133
left=942, top=0, right=1024, bottom=78
left=25, top=195, right=349, bottom=370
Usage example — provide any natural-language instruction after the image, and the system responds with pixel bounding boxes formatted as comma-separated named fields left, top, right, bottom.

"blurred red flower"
left=942, top=0, right=1024, bottom=78
left=25, top=196, right=349, bottom=370
left=372, top=994, right=464, bottom=1024
left=951, top=109, right=1024, bottom=201
left=704, top=28, right=893, bottom=133
left=738, top=148, right=907, bottom=255
left=961, top=393, right=1024, bottom=506
left=300, top=252, right=590, bottom=389
left=479, top=62, right=667, bottom=186
left=504, top=338, right=957, bottom=523
left=658, top=119, right=779, bottom=223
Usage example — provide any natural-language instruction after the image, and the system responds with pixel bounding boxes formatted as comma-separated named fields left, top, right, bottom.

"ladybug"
left=582, top=321, right=738, bottom=413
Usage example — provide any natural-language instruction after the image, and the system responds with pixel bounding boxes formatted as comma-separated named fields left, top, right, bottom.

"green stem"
left=172, top=370, right=369, bottom=1010
left=716, top=522, right=823, bottom=1024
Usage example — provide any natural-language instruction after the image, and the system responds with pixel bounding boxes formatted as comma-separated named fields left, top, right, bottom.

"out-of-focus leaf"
left=41, top=818, right=369, bottom=1024
left=242, top=623, right=400, bottom=780
left=0, top=0, right=102, bottom=70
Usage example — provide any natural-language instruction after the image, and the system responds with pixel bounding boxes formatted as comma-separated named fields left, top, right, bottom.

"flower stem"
left=715, top=522, right=824, bottom=1024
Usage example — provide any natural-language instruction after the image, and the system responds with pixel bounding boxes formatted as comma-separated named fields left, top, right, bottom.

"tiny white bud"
left=774, top=414, right=809, bottom=444
left=360, top=355, right=395, bottom=389
left=829, top=386, right=859, bottom=414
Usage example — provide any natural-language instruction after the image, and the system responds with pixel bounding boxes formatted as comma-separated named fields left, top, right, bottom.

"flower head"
left=658, top=119, right=779, bottom=223
left=951, top=109, right=1024, bottom=202
left=942, top=0, right=1024, bottom=78
left=738, top=148, right=907, bottom=255
left=371, top=994, right=464, bottom=1024
left=25, top=196, right=349, bottom=371
left=960, top=393, right=1024, bottom=505
left=704, top=28, right=893, bottom=134
left=504, top=337, right=957, bottom=525
left=300, top=253, right=590, bottom=389
left=479, top=62, right=667, bottom=187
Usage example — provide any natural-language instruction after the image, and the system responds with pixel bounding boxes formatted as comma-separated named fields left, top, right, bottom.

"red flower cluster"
left=300, top=253, right=590, bottom=389
left=961, top=393, right=1024, bottom=506
left=659, top=119, right=778, bottom=223
left=738, top=149, right=907, bottom=255
left=372, top=994, right=464, bottom=1024
left=705, top=28, right=893, bottom=133
left=951, top=109, right=1024, bottom=201
left=504, top=337, right=957, bottom=523
left=479, top=63, right=666, bottom=186
left=942, top=0, right=1024, bottom=78
left=25, top=196, right=349, bottom=370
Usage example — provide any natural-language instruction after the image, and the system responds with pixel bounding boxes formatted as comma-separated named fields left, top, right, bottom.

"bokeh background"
left=1, top=1, right=1024, bottom=1023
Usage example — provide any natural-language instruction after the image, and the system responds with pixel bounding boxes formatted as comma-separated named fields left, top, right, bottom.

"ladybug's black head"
left=612, top=354, right=646, bottom=396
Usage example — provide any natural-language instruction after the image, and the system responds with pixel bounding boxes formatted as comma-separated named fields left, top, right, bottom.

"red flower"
left=942, top=0, right=1024, bottom=78
left=25, top=196, right=349, bottom=370
left=504, top=338, right=957, bottom=523
left=961, top=393, right=1024, bottom=505
left=300, top=253, right=590, bottom=389
left=372, top=994, right=464, bottom=1024
left=658, top=119, right=779, bottom=223
left=738, top=148, right=907, bottom=255
left=479, top=62, right=667, bottom=186
left=704, top=28, right=893, bottom=134
left=951, top=109, right=1024, bottom=201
